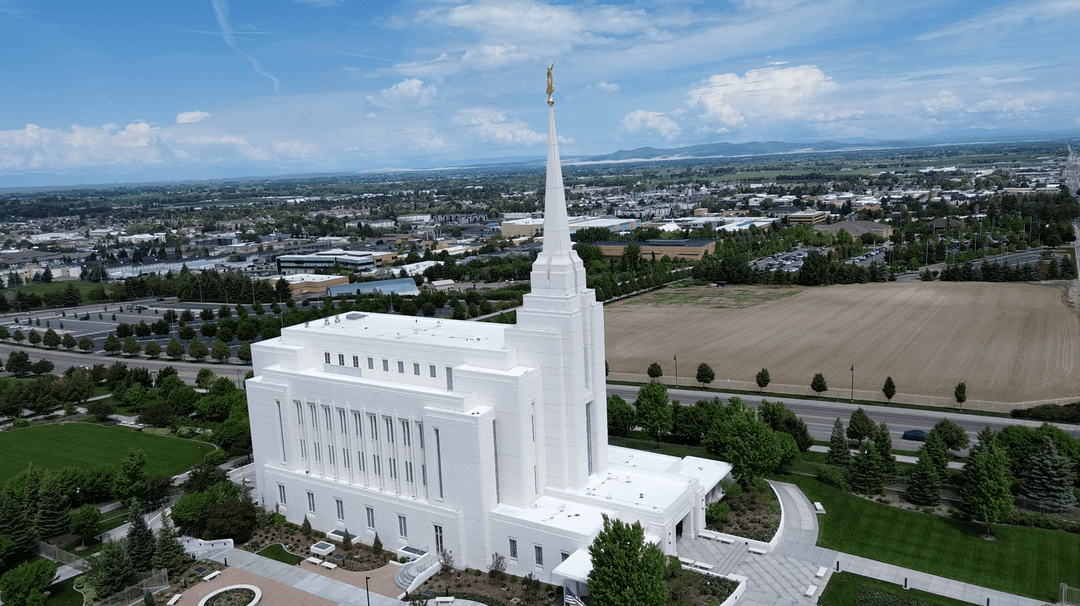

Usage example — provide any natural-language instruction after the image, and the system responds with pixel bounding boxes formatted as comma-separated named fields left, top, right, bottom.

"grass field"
left=605, top=282, right=1080, bottom=404
left=819, top=572, right=974, bottom=606
left=257, top=543, right=303, bottom=565
left=0, top=423, right=216, bottom=482
left=786, top=474, right=1079, bottom=602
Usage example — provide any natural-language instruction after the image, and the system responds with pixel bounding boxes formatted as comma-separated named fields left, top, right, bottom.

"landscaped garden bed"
left=242, top=520, right=392, bottom=572
left=705, top=480, right=780, bottom=542
left=819, top=571, right=975, bottom=606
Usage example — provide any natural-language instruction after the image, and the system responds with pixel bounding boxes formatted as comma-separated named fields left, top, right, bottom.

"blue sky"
left=1, top=0, right=1078, bottom=187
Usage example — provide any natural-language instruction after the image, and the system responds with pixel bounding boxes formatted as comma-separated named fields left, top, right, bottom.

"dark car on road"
left=902, top=429, right=928, bottom=441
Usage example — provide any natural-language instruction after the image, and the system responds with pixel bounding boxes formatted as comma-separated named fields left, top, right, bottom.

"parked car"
left=902, top=429, right=928, bottom=441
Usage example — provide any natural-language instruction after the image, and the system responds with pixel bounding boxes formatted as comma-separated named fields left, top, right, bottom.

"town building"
left=246, top=97, right=729, bottom=597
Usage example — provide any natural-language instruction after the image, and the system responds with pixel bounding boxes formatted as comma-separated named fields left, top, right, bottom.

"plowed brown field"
left=604, top=282, right=1080, bottom=403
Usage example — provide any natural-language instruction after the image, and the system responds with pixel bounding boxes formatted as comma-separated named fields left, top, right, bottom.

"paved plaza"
left=676, top=481, right=1046, bottom=606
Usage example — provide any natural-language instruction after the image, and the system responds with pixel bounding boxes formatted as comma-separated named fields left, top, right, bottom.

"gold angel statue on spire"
left=547, top=61, right=556, bottom=106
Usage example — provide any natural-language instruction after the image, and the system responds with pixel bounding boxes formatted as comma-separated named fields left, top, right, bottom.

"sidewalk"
left=678, top=480, right=1043, bottom=606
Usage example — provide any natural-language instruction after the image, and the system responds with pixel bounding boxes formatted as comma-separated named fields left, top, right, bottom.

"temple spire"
left=529, top=65, right=585, bottom=296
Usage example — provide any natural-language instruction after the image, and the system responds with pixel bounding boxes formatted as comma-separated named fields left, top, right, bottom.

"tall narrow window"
left=309, top=404, right=317, bottom=429
left=401, top=421, right=411, bottom=447
left=445, top=367, right=453, bottom=390
left=585, top=401, right=594, bottom=476
left=429, top=365, right=436, bottom=378
left=336, top=498, right=344, bottom=520
left=434, top=524, right=444, bottom=554
left=275, top=402, right=287, bottom=463
left=324, top=352, right=331, bottom=364
left=509, top=538, right=518, bottom=560
left=343, top=448, right=350, bottom=468
left=413, top=363, right=420, bottom=375
left=338, top=353, right=345, bottom=366
left=324, top=406, right=332, bottom=431
left=373, top=455, right=381, bottom=476
left=417, top=422, right=424, bottom=449
left=434, top=428, right=444, bottom=499
left=327, top=444, right=335, bottom=466
left=358, top=451, right=365, bottom=471
left=421, top=464, right=427, bottom=486
left=397, top=361, right=405, bottom=374
left=385, top=417, right=395, bottom=443
left=338, top=409, right=346, bottom=434
left=307, top=491, right=315, bottom=513
left=369, top=414, right=378, bottom=440
left=368, top=357, right=374, bottom=369
left=534, top=546, right=543, bottom=568
left=382, top=359, right=389, bottom=372
left=389, top=458, right=397, bottom=479
left=353, top=355, right=359, bottom=367
left=398, top=515, right=407, bottom=538
left=295, top=401, right=303, bottom=426
left=366, top=506, right=375, bottom=529
left=314, top=442, right=321, bottom=462
left=278, top=484, right=286, bottom=505
left=353, top=412, right=363, bottom=437
left=300, top=440, right=307, bottom=459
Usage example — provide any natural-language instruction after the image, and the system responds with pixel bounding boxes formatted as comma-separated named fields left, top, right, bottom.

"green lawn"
left=45, top=575, right=84, bottom=606
left=257, top=543, right=303, bottom=565
left=0, top=423, right=216, bottom=482
left=786, top=474, right=1079, bottom=602
left=820, top=572, right=975, bottom=606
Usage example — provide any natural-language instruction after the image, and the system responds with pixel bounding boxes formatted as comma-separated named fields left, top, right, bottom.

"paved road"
left=607, top=384, right=1080, bottom=448
left=0, top=342, right=249, bottom=384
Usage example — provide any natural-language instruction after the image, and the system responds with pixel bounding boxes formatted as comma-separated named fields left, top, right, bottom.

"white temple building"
left=247, top=90, right=730, bottom=595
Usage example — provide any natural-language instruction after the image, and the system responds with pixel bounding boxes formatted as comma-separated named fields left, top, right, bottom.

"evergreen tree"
left=963, top=440, right=1013, bottom=538
left=906, top=447, right=942, bottom=506
left=826, top=418, right=850, bottom=467
left=341, top=528, right=353, bottom=551
left=34, top=474, right=69, bottom=539
left=0, top=492, right=38, bottom=570
left=871, top=422, right=897, bottom=476
left=372, top=532, right=382, bottom=555
left=88, top=539, right=135, bottom=598
left=1019, top=437, right=1077, bottom=513
left=606, top=394, right=636, bottom=438
left=846, top=407, right=875, bottom=444
left=587, top=515, right=666, bottom=606
left=848, top=442, right=886, bottom=496
left=922, top=430, right=950, bottom=478
left=126, top=508, right=155, bottom=573
left=152, top=517, right=188, bottom=578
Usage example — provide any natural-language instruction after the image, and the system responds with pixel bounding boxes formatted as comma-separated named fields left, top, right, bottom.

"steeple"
left=529, top=77, right=586, bottom=297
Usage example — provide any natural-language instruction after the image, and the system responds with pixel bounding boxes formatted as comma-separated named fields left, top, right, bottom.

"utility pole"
left=850, top=365, right=854, bottom=403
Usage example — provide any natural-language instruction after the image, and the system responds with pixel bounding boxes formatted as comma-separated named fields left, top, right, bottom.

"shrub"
left=203, top=450, right=228, bottom=465
left=705, top=502, right=730, bottom=527
left=12, top=418, right=31, bottom=428
left=816, top=466, right=850, bottom=491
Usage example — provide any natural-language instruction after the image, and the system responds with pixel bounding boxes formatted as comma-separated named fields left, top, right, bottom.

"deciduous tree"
left=882, top=376, right=896, bottom=403
left=696, top=363, right=714, bottom=388
left=811, top=373, right=827, bottom=397
left=963, top=440, right=1012, bottom=539
left=647, top=362, right=663, bottom=379
left=931, top=418, right=969, bottom=452
left=634, top=381, right=672, bottom=444
left=69, top=504, right=103, bottom=547
left=587, top=515, right=666, bottom=606
left=756, top=367, right=770, bottom=393
left=0, top=558, right=58, bottom=606
left=607, top=394, right=635, bottom=438
left=954, top=382, right=967, bottom=407
left=846, top=407, right=875, bottom=444
left=43, top=328, right=60, bottom=349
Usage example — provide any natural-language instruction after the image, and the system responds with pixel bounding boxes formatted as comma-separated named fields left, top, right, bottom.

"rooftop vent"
left=346, top=313, right=364, bottom=320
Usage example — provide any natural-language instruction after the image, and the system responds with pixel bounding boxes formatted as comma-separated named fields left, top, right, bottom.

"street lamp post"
left=365, top=576, right=371, bottom=606
left=850, top=365, right=854, bottom=403
left=673, top=354, right=678, bottom=388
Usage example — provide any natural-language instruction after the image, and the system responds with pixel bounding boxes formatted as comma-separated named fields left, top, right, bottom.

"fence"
left=608, top=372, right=1078, bottom=414
left=1062, top=583, right=1080, bottom=606
left=95, top=569, right=169, bottom=606
left=37, top=541, right=86, bottom=570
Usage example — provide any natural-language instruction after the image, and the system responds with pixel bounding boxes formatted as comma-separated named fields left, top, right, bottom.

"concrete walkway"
left=677, top=481, right=1045, bottom=606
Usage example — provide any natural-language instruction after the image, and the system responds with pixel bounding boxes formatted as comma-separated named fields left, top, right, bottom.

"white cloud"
left=687, top=65, right=837, bottom=130
left=618, top=110, right=681, bottom=140
left=381, top=78, right=438, bottom=106
left=456, top=109, right=546, bottom=145
left=176, top=111, right=211, bottom=124
left=211, top=0, right=281, bottom=93
left=922, top=90, right=965, bottom=115
left=919, top=0, right=1080, bottom=40
left=589, top=82, right=620, bottom=94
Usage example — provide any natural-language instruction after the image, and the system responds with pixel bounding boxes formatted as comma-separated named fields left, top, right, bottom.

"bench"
left=693, top=561, right=712, bottom=571
left=678, top=557, right=695, bottom=566
left=167, top=595, right=182, bottom=606
left=816, top=567, right=828, bottom=579
left=747, top=547, right=767, bottom=556
left=805, top=585, right=818, bottom=597
left=320, top=561, right=337, bottom=570
left=202, top=571, right=220, bottom=582
left=814, top=502, right=826, bottom=514
left=719, top=537, right=734, bottom=544
left=306, top=557, right=323, bottom=565
left=434, top=598, right=455, bottom=604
